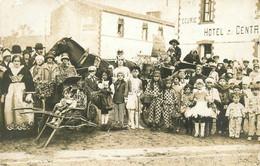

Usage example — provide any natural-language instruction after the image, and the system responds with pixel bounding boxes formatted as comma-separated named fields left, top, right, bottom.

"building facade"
left=51, top=0, right=175, bottom=60
left=179, top=0, right=260, bottom=62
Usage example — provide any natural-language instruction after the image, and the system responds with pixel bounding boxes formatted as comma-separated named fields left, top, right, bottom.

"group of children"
left=144, top=62, right=260, bottom=141
left=50, top=56, right=260, bottom=142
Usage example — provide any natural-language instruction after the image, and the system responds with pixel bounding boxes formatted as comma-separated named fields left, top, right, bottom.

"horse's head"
left=47, top=37, right=72, bottom=56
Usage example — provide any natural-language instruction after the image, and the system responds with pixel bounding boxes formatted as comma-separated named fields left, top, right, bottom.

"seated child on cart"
left=49, top=86, right=77, bottom=125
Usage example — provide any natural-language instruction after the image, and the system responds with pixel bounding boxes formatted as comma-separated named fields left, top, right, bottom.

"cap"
left=45, top=52, right=55, bottom=59
left=196, top=64, right=203, bottom=69
left=205, top=77, right=215, bottom=84
left=164, top=77, right=172, bottom=84
left=195, top=79, right=205, bottom=85
left=213, top=55, right=219, bottom=59
left=130, top=66, right=140, bottom=72
left=243, top=59, right=249, bottom=63
left=169, top=39, right=180, bottom=45
left=61, top=53, right=70, bottom=60
left=228, top=78, right=237, bottom=85
left=153, top=70, right=161, bottom=77
left=251, top=84, right=260, bottom=90
left=88, top=66, right=97, bottom=72
left=2, top=49, right=11, bottom=58
left=219, top=76, right=227, bottom=82
left=35, top=55, right=45, bottom=61
left=223, top=59, right=229, bottom=63
left=34, top=43, right=44, bottom=50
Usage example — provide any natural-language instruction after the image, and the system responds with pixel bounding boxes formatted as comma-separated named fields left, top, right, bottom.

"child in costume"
left=126, top=66, right=144, bottom=129
left=225, top=93, right=245, bottom=139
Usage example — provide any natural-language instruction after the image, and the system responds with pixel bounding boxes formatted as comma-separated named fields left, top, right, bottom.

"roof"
left=80, top=0, right=175, bottom=27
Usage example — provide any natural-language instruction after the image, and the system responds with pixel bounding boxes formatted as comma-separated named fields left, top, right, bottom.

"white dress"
left=185, top=90, right=216, bottom=118
left=126, top=76, right=142, bottom=110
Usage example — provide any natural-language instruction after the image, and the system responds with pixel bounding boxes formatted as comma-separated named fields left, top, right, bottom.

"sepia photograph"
left=0, top=0, right=260, bottom=165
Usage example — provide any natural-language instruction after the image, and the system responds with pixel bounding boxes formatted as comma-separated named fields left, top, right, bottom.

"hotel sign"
left=204, top=25, right=260, bottom=36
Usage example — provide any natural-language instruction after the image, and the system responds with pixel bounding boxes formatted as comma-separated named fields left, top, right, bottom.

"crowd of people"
left=0, top=39, right=260, bottom=143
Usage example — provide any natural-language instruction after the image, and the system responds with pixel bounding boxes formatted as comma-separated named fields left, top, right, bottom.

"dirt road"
left=0, top=127, right=260, bottom=165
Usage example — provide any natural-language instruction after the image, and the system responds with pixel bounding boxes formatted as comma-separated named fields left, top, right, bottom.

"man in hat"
left=57, top=53, right=77, bottom=84
left=11, top=45, right=22, bottom=55
left=0, top=49, right=11, bottom=68
left=249, top=64, right=260, bottom=83
left=32, top=43, right=44, bottom=61
left=167, top=39, right=181, bottom=66
left=25, top=46, right=33, bottom=54
left=84, top=66, right=99, bottom=96
left=183, top=49, right=200, bottom=64
left=242, top=59, right=253, bottom=76
left=188, top=64, right=206, bottom=86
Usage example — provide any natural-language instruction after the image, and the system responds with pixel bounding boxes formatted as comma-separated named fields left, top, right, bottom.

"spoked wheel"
left=84, top=103, right=100, bottom=133
left=141, top=104, right=164, bottom=128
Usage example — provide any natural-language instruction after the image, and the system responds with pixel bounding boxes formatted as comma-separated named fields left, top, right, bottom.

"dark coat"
left=84, top=75, right=99, bottom=93
left=168, top=46, right=182, bottom=65
left=0, top=61, right=9, bottom=69
left=242, top=67, right=253, bottom=76
left=215, top=83, right=230, bottom=106
left=97, top=88, right=113, bottom=110
left=113, top=79, right=127, bottom=104
left=183, top=52, right=200, bottom=64
left=21, top=58, right=34, bottom=70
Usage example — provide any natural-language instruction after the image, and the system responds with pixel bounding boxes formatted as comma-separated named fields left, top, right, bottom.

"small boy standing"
left=126, top=66, right=144, bottom=129
left=113, top=72, right=127, bottom=127
left=225, top=94, right=245, bottom=139
left=245, top=84, right=260, bottom=141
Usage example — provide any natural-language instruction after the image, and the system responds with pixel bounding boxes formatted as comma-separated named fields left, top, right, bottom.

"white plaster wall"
left=100, top=12, right=175, bottom=60
left=179, top=0, right=260, bottom=61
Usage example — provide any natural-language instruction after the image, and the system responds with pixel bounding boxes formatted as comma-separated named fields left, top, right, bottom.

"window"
left=142, top=23, right=148, bottom=41
left=200, top=44, right=212, bottom=58
left=158, top=26, right=163, bottom=36
left=203, top=0, right=214, bottom=22
left=256, top=0, right=260, bottom=18
left=117, top=18, right=124, bottom=37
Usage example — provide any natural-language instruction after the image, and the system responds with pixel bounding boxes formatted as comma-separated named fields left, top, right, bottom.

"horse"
left=47, top=37, right=111, bottom=78
left=47, top=37, right=137, bottom=78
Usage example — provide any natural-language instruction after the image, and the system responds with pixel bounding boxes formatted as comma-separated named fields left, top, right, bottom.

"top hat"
left=11, top=45, right=22, bottom=54
left=169, top=39, right=179, bottom=45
